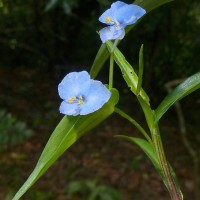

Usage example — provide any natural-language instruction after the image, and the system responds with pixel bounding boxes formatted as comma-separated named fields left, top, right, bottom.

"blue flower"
left=99, top=1, right=146, bottom=43
left=58, top=71, right=111, bottom=116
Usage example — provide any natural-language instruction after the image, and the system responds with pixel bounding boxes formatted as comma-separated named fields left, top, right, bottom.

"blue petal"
left=116, top=4, right=146, bottom=26
left=80, top=80, right=111, bottom=115
left=99, top=1, right=126, bottom=25
left=99, top=2, right=145, bottom=27
left=111, top=1, right=126, bottom=10
left=99, top=8, right=116, bottom=25
left=99, top=26, right=125, bottom=43
left=58, top=71, right=90, bottom=100
left=99, top=1, right=127, bottom=25
left=59, top=101, right=80, bottom=116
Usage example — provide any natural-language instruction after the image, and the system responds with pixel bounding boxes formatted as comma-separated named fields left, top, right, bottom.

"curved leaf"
left=134, top=0, right=174, bottom=13
left=155, top=72, right=200, bottom=123
left=116, top=136, right=163, bottom=176
left=12, top=89, right=119, bottom=200
left=116, top=135, right=182, bottom=198
left=136, top=44, right=144, bottom=95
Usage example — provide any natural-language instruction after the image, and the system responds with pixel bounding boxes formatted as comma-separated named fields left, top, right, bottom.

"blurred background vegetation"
left=0, top=0, right=200, bottom=199
left=0, top=0, right=199, bottom=83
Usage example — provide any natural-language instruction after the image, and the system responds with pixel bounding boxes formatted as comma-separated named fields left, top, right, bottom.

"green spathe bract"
left=12, top=89, right=119, bottom=200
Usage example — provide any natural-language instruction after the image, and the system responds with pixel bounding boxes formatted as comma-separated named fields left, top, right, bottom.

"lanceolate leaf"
left=90, top=0, right=174, bottom=79
left=155, top=72, right=200, bottom=123
left=106, top=41, right=149, bottom=104
left=136, top=44, right=144, bottom=95
left=137, top=96, right=154, bottom=132
left=116, top=135, right=182, bottom=197
left=134, top=0, right=174, bottom=13
left=12, top=89, right=119, bottom=200
left=116, top=136, right=164, bottom=177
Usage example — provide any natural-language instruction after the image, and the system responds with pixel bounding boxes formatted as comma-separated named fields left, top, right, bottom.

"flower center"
left=105, top=16, right=120, bottom=26
left=68, top=95, right=85, bottom=105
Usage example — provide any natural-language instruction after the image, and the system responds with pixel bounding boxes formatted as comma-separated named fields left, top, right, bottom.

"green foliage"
left=67, top=180, right=124, bottom=200
left=9, top=0, right=199, bottom=199
left=116, top=136, right=163, bottom=179
left=136, top=44, right=144, bottom=95
left=0, top=0, right=199, bottom=83
left=139, top=0, right=200, bottom=94
left=90, top=0, right=176, bottom=81
left=12, top=89, right=119, bottom=200
left=5, top=189, right=54, bottom=200
left=155, top=72, right=200, bottom=122
left=106, top=41, right=149, bottom=103
left=0, top=109, right=33, bottom=149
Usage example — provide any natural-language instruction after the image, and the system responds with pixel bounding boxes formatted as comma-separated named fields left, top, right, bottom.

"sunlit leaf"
left=12, top=89, right=119, bottom=200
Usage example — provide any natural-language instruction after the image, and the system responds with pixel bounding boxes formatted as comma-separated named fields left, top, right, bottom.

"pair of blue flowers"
left=59, top=1, right=146, bottom=116
left=99, top=1, right=146, bottom=43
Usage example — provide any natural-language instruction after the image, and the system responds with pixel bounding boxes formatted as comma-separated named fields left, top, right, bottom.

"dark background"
left=0, top=0, right=200, bottom=199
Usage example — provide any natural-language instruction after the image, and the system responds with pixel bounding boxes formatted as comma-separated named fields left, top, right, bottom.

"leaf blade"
left=116, top=136, right=163, bottom=175
left=12, top=89, right=119, bottom=200
left=136, top=44, right=144, bottom=95
left=155, top=72, right=200, bottom=122
left=106, top=41, right=149, bottom=103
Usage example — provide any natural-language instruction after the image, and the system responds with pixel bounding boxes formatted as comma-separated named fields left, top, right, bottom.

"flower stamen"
left=68, top=95, right=85, bottom=105
left=105, top=16, right=120, bottom=26
left=68, top=96, right=76, bottom=103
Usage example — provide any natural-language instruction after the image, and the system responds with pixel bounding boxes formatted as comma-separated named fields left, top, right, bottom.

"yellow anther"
left=115, top=21, right=120, bottom=26
left=78, top=96, right=85, bottom=105
left=77, top=100, right=82, bottom=105
left=68, top=96, right=76, bottom=103
left=105, top=16, right=111, bottom=23
left=68, top=95, right=85, bottom=105
left=105, top=17, right=120, bottom=26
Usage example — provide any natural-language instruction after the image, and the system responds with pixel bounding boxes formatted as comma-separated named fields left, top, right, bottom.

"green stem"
left=109, top=52, right=114, bottom=90
left=114, top=107, right=153, bottom=146
left=108, top=39, right=119, bottom=90
left=137, top=97, right=182, bottom=200
left=152, top=125, right=182, bottom=200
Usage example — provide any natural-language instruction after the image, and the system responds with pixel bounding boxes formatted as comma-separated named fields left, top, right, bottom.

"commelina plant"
left=12, top=1, right=200, bottom=200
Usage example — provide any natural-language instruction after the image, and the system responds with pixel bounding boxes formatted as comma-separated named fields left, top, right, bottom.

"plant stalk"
left=109, top=52, right=114, bottom=90
left=152, top=125, right=183, bottom=200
